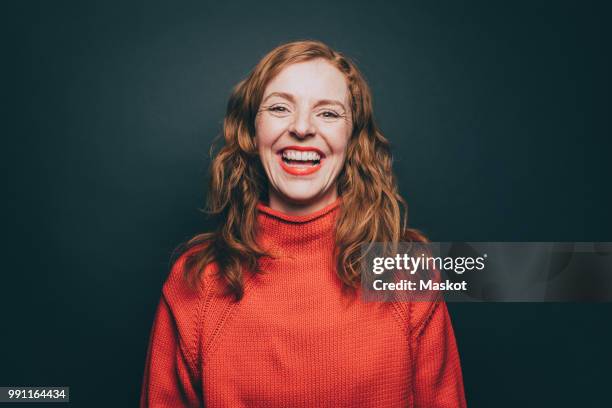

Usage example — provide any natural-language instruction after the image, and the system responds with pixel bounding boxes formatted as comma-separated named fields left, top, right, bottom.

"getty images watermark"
left=360, top=242, right=612, bottom=302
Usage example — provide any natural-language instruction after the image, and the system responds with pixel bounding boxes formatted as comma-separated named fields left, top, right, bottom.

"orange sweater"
left=140, top=198, right=467, bottom=407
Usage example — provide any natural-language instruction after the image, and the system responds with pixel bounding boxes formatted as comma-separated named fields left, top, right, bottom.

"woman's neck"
left=267, top=188, right=338, bottom=217
left=255, top=195, right=341, bottom=256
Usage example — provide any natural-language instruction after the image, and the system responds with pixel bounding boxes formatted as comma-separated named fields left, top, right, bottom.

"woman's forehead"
left=263, top=59, right=349, bottom=105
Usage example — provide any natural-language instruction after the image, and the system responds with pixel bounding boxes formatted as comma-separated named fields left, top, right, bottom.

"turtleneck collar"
left=255, top=197, right=341, bottom=255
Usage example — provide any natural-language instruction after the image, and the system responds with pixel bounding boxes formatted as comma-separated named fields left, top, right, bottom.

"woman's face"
left=255, top=59, right=353, bottom=215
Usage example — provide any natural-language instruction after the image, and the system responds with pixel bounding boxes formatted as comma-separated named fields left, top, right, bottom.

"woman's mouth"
left=277, top=147, right=324, bottom=176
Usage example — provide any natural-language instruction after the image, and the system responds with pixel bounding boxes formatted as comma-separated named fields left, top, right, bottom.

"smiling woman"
left=140, top=40, right=467, bottom=407
left=255, top=59, right=352, bottom=214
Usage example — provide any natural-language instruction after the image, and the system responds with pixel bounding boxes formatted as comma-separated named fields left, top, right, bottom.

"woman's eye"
left=320, top=110, right=340, bottom=119
left=269, top=106, right=288, bottom=113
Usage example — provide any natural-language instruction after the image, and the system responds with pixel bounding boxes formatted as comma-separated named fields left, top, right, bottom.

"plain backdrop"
left=3, top=1, right=611, bottom=407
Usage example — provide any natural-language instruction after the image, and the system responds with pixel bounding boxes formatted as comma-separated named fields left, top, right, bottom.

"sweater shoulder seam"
left=189, top=271, right=209, bottom=378
left=202, top=271, right=260, bottom=362
left=412, top=300, right=442, bottom=339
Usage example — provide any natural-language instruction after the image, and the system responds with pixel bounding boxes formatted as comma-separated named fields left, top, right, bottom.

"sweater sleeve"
left=411, top=300, right=467, bottom=408
left=140, top=252, right=205, bottom=408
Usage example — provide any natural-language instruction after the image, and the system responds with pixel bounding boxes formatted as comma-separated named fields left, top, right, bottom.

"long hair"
left=181, top=40, right=426, bottom=301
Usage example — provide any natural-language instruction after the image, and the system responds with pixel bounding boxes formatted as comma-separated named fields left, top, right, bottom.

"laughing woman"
left=140, top=40, right=467, bottom=407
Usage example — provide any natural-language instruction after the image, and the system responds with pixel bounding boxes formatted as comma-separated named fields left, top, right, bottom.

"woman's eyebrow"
left=313, top=99, right=346, bottom=111
left=262, top=92, right=346, bottom=111
left=261, top=92, right=294, bottom=104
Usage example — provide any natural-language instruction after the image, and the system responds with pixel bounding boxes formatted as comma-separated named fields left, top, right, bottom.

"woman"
left=140, top=40, right=466, bottom=407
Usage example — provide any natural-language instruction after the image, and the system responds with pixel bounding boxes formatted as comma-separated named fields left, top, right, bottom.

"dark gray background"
left=3, top=0, right=611, bottom=406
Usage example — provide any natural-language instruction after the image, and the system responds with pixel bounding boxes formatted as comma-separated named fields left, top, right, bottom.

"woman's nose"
left=289, top=110, right=315, bottom=139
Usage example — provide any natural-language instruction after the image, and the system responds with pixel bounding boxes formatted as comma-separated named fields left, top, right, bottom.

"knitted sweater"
left=140, top=198, right=467, bottom=407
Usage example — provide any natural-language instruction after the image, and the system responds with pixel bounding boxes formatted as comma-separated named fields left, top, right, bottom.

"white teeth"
left=282, top=149, right=321, bottom=161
